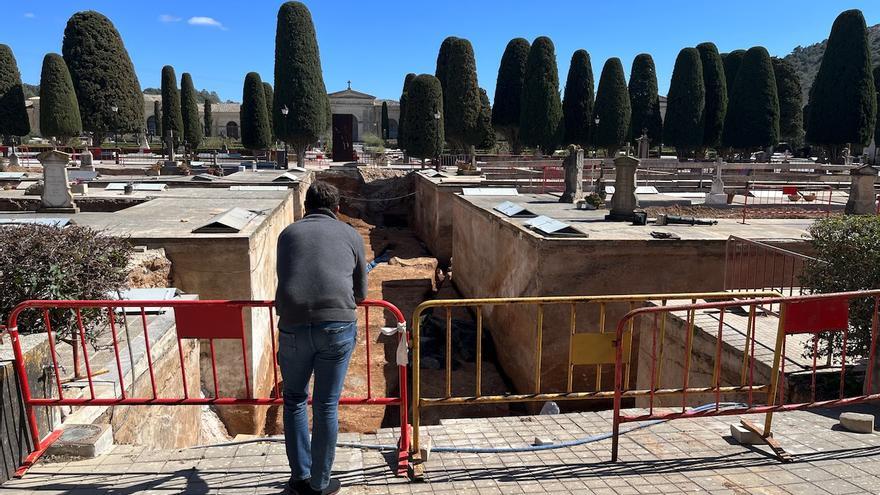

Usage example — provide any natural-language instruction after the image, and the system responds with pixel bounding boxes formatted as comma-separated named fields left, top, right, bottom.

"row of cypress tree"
left=0, top=2, right=330, bottom=167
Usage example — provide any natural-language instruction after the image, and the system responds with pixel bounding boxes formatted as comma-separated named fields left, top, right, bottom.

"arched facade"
left=225, top=121, right=240, bottom=139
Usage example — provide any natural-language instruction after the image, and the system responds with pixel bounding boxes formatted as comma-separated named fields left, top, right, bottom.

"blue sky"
left=5, top=1, right=880, bottom=103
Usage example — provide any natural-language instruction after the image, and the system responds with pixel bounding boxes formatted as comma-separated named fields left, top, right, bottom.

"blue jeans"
left=278, top=321, right=357, bottom=491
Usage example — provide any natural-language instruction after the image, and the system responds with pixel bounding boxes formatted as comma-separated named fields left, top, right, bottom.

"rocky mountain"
left=782, top=23, right=880, bottom=103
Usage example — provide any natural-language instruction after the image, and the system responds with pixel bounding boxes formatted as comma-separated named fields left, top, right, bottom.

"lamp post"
left=280, top=105, right=289, bottom=169
left=594, top=116, right=604, bottom=196
left=111, top=105, right=119, bottom=164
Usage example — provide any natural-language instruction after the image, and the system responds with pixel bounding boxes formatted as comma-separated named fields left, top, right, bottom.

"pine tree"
left=520, top=36, right=562, bottom=155
left=180, top=72, right=203, bottom=150
left=62, top=11, right=143, bottom=137
left=160, top=65, right=183, bottom=146
left=492, top=38, right=530, bottom=154
left=274, top=1, right=330, bottom=167
left=437, top=37, right=481, bottom=153
left=593, top=57, right=631, bottom=157
left=562, top=49, right=595, bottom=147
left=398, top=73, right=416, bottom=152
left=627, top=53, right=662, bottom=145
left=404, top=74, right=444, bottom=160
left=241, top=72, right=272, bottom=151
left=806, top=9, right=876, bottom=150
left=203, top=100, right=212, bottom=138
left=477, top=88, right=495, bottom=150
left=724, top=46, right=779, bottom=151
left=0, top=45, right=31, bottom=138
left=39, top=53, right=81, bottom=144
left=696, top=42, right=727, bottom=150
left=262, top=82, right=274, bottom=142
left=664, top=48, right=705, bottom=158
left=153, top=100, right=162, bottom=138
left=772, top=57, right=805, bottom=147
left=381, top=101, right=389, bottom=140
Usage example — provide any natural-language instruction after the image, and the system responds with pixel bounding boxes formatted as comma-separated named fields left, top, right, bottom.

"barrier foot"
left=396, top=438, right=409, bottom=478
left=408, top=451, right=425, bottom=482
left=14, top=429, right=64, bottom=478
left=740, top=419, right=792, bottom=463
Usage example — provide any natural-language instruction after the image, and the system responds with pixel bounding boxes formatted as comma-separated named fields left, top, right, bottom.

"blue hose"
left=337, top=402, right=747, bottom=454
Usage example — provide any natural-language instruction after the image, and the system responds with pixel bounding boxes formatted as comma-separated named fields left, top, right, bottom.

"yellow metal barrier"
left=409, top=290, right=782, bottom=475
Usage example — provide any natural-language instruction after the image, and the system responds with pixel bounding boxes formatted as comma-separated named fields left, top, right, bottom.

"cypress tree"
left=806, top=9, right=876, bottom=150
left=62, top=11, right=143, bottom=137
left=875, top=66, right=880, bottom=148
left=203, top=100, right=212, bottom=138
left=398, top=73, right=416, bottom=152
left=721, top=50, right=745, bottom=148
left=772, top=57, right=805, bottom=147
left=520, top=36, right=562, bottom=155
left=274, top=1, right=330, bottom=167
left=435, top=36, right=457, bottom=112
left=0, top=45, right=31, bottom=138
left=627, top=53, right=662, bottom=144
left=153, top=100, right=162, bottom=138
left=593, top=57, right=631, bottom=157
left=696, top=42, right=727, bottom=150
left=404, top=74, right=444, bottom=161
left=724, top=46, right=779, bottom=151
left=664, top=48, right=705, bottom=158
left=438, top=37, right=481, bottom=153
left=240, top=72, right=272, bottom=151
left=160, top=65, right=183, bottom=146
left=39, top=53, right=81, bottom=144
left=492, top=38, right=530, bottom=154
left=562, top=49, right=595, bottom=147
left=180, top=73, right=203, bottom=150
left=477, top=87, right=495, bottom=150
left=262, top=82, right=274, bottom=142
left=381, top=101, right=389, bottom=140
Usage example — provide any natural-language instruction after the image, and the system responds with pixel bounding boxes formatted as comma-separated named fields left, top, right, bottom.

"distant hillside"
left=783, top=23, right=880, bottom=103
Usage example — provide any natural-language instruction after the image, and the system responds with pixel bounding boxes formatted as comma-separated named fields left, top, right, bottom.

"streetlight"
left=280, top=105, right=289, bottom=169
left=593, top=116, right=602, bottom=194
left=111, top=105, right=119, bottom=163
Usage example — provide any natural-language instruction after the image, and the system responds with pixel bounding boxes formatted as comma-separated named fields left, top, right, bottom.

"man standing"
left=275, top=181, right=367, bottom=495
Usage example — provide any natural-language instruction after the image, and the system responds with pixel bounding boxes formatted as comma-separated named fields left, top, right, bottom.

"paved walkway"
left=4, top=406, right=880, bottom=494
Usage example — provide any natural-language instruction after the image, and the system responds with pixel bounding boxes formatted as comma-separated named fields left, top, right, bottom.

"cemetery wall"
left=413, top=173, right=460, bottom=265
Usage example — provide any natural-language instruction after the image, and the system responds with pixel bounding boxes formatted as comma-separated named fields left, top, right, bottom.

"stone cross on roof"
left=347, top=80, right=351, bottom=90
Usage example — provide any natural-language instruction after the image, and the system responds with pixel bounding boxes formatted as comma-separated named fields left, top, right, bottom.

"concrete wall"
left=413, top=174, right=462, bottom=265
left=105, top=337, right=201, bottom=448
left=450, top=194, right=807, bottom=397
left=0, top=334, right=54, bottom=484
left=130, top=193, right=295, bottom=435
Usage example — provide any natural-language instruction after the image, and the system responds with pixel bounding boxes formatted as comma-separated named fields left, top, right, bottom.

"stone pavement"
left=4, top=406, right=880, bottom=494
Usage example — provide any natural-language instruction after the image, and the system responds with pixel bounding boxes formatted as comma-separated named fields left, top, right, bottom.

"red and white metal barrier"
left=5, top=298, right=410, bottom=477
left=741, top=183, right=834, bottom=223
left=611, top=290, right=880, bottom=462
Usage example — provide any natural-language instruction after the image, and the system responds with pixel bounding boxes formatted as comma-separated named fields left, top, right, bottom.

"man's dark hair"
left=305, top=180, right=340, bottom=212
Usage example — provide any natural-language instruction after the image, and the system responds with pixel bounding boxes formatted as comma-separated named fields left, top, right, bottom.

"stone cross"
left=845, top=164, right=878, bottom=215
left=636, top=130, right=650, bottom=159
left=79, top=148, right=94, bottom=171
left=165, top=130, right=175, bottom=161
left=559, top=145, right=584, bottom=203
left=705, top=156, right=727, bottom=205
left=39, top=150, right=78, bottom=213
left=605, top=155, right=640, bottom=221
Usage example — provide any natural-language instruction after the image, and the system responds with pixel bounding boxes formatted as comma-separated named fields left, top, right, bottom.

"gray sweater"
left=275, top=209, right=367, bottom=328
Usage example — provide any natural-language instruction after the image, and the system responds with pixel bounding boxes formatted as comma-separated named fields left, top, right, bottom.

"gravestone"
left=845, top=164, right=878, bottom=215
left=38, top=150, right=78, bottom=213
left=161, top=131, right=179, bottom=175
left=79, top=149, right=94, bottom=171
left=636, top=130, right=650, bottom=159
left=605, top=154, right=640, bottom=222
left=8, top=148, right=19, bottom=168
left=705, top=156, right=727, bottom=205
left=560, top=145, right=584, bottom=203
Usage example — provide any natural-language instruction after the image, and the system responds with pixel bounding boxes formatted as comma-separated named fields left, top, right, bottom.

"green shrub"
left=362, top=132, right=385, bottom=152
left=801, top=216, right=880, bottom=358
left=0, top=225, right=131, bottom=344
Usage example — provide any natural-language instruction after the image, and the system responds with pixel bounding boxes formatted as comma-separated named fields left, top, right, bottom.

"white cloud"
left=187, top=16, right=226, bottom=30
left=23, top=12, right=35, bottom=19
left=158, top=14, right=181, bottom=23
